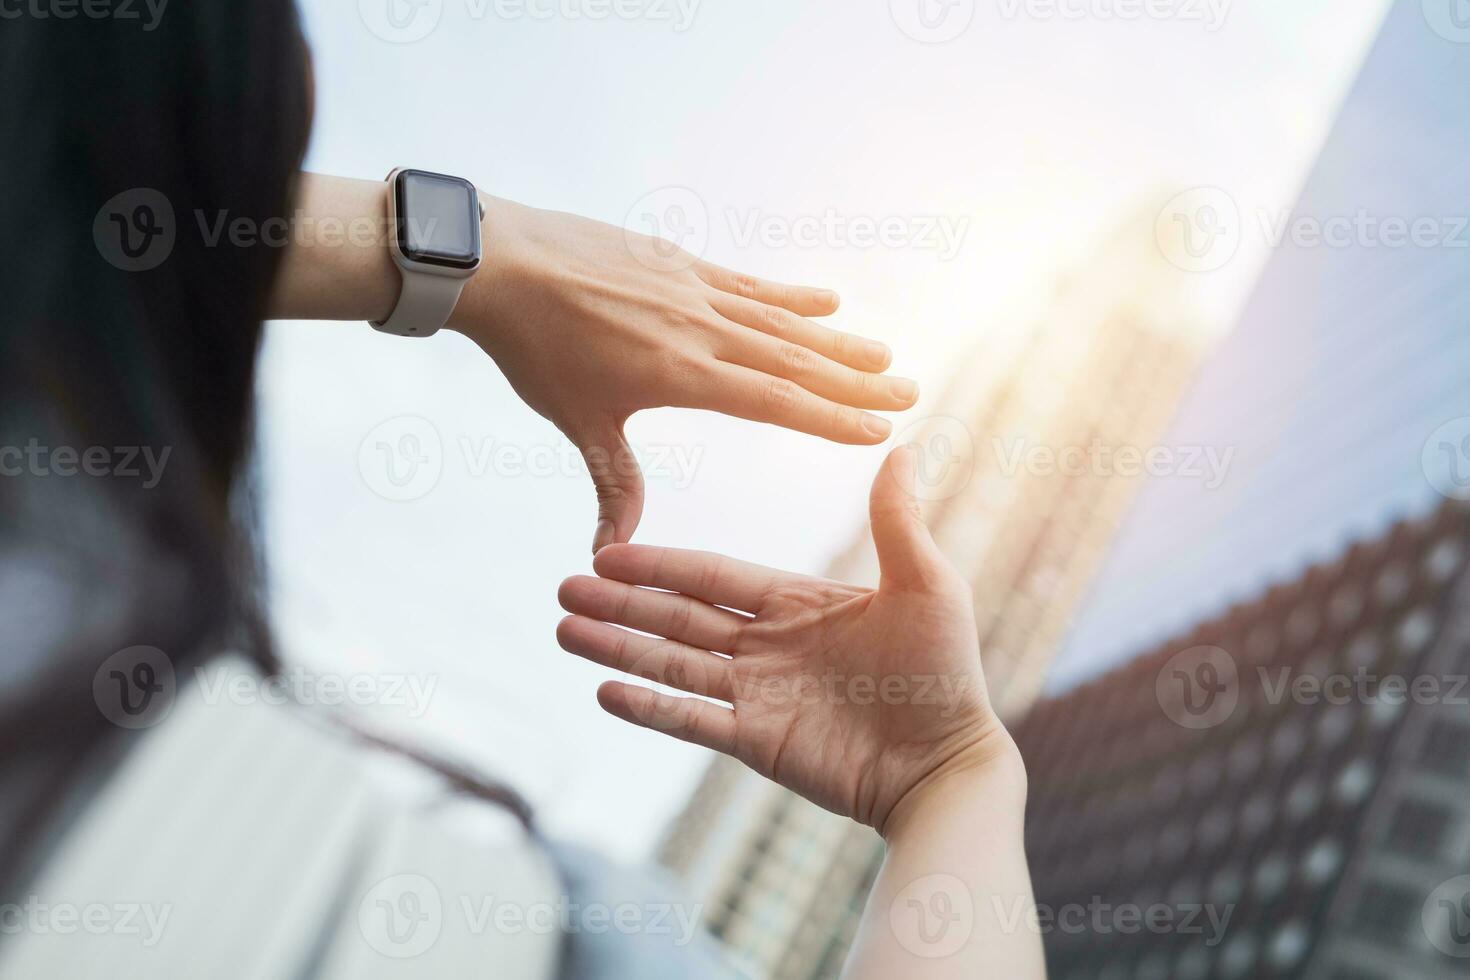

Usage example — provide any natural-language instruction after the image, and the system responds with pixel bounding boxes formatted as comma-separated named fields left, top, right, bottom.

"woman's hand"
left=558, top=446, right=1042, bottom=977
left=555, top=446, right=1015, bottom=834
left=449, top=196, right=919, bottom=553
left=268, top=175, right=916, bottom=551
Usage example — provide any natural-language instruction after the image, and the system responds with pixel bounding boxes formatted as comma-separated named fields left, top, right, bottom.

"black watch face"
left=395, top=169, right=481, bottom=270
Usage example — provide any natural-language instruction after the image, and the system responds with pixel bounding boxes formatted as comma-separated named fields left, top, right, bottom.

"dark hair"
left=0, top=1, right=311, bottom=881
left=0, top=7, right=534, bottom=894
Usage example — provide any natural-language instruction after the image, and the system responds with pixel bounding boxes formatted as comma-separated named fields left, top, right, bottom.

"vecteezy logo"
left=889, top=874, right=973, bottom=958
left=624, top=187, right=709, bottom=272
left=93, top=188, right=176, bottom=272
left=358, top=416, right=444, bottom=502
left=1156, top=645, right=1238, bottom=730
left=93, top=646, right=176, bottom=729
left=890, top=0, right=976, bottom=43
left=1423, top=875, right=1470, bottom=957
left=895, top=416, right=975, bottom=502
left=1423, top=0, right=1470, bottom=43
left=1423, top=417, right=1470, bottom=501
left=1155, top=187, right=1241, bottom=273
left=359, top=0, right=443, bottom=43
left=358, top=874, right=443, bottom=958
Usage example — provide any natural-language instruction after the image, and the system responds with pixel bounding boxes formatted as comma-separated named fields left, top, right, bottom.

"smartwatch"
left=372, top=168, right=485, bottom=337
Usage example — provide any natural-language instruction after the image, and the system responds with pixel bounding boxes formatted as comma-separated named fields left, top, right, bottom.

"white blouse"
left=0, top=658, right=562, bottom=980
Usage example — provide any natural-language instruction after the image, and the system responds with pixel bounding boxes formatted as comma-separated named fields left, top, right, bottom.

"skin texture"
left=272, top=177, right=1041, bottom=977
left=270, top=174, right=919, bottom=552
left=448, top=194, right=919, bottom=552
left=556, top=446, right=1011, bottom=834
left=558, top=447, right=1045, bottom=978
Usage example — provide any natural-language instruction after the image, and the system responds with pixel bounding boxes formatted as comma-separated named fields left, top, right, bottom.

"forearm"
left=267, top=172, right=401, bottom=323
left=268, top=171, right=515, bottom=338
left=267, top=172, right=915, bottom=548
left=843, top=746, right=1046, bottom=980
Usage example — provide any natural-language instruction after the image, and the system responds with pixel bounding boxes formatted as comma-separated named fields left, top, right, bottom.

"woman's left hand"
left=448, top=196, right=919, bottom=552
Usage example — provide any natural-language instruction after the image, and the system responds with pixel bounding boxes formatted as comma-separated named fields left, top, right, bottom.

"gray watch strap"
left=372, top=271, right=467, bottom=337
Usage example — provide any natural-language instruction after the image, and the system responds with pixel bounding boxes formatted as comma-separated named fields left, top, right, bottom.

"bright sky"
left=261, top=0, right=1390, bottom=861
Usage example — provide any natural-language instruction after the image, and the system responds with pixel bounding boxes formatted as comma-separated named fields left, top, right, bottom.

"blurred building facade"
left=1019, top=500, right=1470, bottom=979
left=661, top=3, right=1470, bottom=975
left=658, top=209, right=1211, bottom=979
left=1050, top=0, right=1470, bottom=690
left=1022, top=6, right=1470, bottom=970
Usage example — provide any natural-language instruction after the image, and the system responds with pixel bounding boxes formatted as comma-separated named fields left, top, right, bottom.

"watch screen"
left=395, top=170, right=481, bottom=269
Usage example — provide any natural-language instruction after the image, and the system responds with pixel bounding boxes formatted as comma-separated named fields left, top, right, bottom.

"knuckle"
left=777, top=343, right=817, bottom=377
left=695, top=555, right=724, bottom=597
left=731, top=274, right=761, bottom=299
left=627, top=685, right=652, bottom=716
left=658, top=306, right=701, bottom=340
left=612, top=630, right=633, bottom=666
left=666, top=600, right=693, bottom=637
left=676, top=304, right=713, bottom=333
left=657, top=346, right=700, bottom=379
left=759, top=304, right=792, bottom=337
left=845, top=367, right=878, bottom=399
left=596, top=482, right=631, bottom=505
left=648, top=547, right=670, bottom=588
left=830, top=329, right=853, bottom=361
left=760, top=378, right=803, bottom=417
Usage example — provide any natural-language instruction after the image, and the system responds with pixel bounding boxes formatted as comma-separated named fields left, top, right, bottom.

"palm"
left=557, top=448, right=1003, bottom=831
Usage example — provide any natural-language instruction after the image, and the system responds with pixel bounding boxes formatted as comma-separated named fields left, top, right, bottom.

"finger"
left=575, top=424, right=644, bottom=554
left=559, top=575, right=745, bottom=653
left=870, top=445, right=953, bottom=592
left=718, top=333, right=919, bottom=412
left=597, top=680, right=737, bottom=754
left=593, top=543, right=788, bottom=614
left=705, top=291, right=892, bottom=372
left=696, top=361, right=893, bottom=445
left=693, top=262, right=842, bottom=319
left=557, top=616, right=733, bottom=702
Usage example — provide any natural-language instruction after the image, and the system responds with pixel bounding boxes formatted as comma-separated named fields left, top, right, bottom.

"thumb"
left=870, top=445, right=950, bottom=591
left=578, top=422, right=645, bottom=554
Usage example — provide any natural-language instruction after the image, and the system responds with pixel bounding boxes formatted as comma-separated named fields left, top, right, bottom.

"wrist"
left=880, top=730, right=1027, bottom=845
left=444, top=192, right=512, bottom=343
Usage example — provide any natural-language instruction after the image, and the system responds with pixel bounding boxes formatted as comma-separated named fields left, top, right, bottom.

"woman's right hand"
left=557, top=445, right=1044, bottom=979
left=555, top=445, right=1019, bottom=836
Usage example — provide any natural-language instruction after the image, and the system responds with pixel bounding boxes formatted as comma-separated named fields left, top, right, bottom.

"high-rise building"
left=1022, top=4, right=1470, bottom=971
left=1050, top=0, right=1470, bottom=691
left=663, top=3, right=1470, bottom=976
left=658, top=207, right=1212, bottom=979
left=1018, top=499, right=1470, bottom=979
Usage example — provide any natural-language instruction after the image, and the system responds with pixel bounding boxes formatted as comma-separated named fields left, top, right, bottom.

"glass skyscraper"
left=660, top=3, right=1470, bottom=976
left=1052, top=0, right=1470, bottom=690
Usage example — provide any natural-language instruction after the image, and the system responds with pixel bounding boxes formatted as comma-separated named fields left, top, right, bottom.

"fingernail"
left=861, top=414, right=892, bottom=439
left=865, top=341, right=891, bottom=368
left=890, top=378, right=919, bottom=402
left=592, top=520, right=615, bottom=554
left=817, top=289, right=840, bottom=309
